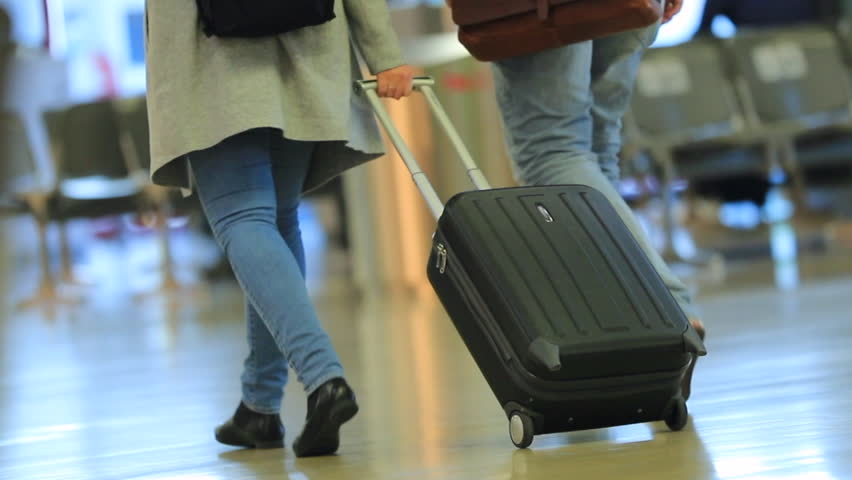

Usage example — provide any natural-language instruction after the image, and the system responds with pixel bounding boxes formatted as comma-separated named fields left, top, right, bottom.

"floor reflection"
left=2, top=199, right=852, bottom=479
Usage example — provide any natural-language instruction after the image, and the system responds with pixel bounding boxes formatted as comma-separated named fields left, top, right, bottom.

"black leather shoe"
left=293, top=378, right=359, bottom=457
left=215, top=402, right=285, bottom=449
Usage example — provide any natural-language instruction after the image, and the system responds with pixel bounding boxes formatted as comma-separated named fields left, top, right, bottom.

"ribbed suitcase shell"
left=427, top=185, right=704, bottom=432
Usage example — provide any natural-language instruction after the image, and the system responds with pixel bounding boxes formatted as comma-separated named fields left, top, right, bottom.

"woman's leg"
left=267, top=136, right=358, bottom=458
left=192, top=129, right=356, bottom=456
left=191, top=129, right=344, bottom=394
left=190, top=129, right=351, bottom=452
left=240, top=139, right=311, bottom=417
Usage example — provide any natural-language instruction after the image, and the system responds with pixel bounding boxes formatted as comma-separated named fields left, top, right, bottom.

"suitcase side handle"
left=356, top=77, right=491, bottom=220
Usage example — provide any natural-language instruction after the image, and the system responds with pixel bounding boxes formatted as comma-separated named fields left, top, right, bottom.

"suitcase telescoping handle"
left=356, top=77, right=491, bottom=220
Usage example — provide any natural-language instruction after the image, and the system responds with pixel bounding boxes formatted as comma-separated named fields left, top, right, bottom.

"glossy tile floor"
left=1, top=210, right=852, bottom=480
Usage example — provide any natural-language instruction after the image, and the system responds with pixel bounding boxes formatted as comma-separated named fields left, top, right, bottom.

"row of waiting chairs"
left=624, top=23, right=852, bottom=265
left=0, top=97, right=186, bottom=308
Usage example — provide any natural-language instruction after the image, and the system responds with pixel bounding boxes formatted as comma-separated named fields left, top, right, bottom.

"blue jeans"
left=492, top=25, right=699, bottom=319
left=190, top=129, right=344, bottom=415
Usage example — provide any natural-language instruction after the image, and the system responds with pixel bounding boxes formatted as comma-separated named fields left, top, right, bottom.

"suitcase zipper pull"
left=436, top=244, right=448, bottom=274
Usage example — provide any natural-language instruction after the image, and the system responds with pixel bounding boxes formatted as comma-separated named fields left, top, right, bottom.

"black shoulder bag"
left=195, top=0, right=336, bottom=38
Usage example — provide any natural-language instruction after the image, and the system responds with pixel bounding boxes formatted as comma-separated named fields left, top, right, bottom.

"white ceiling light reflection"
left=0, top=433, right=67, bottom=447
left=771, top=222, right=800, bottom=291
left=729, top=473, right=836, bottom=480
left=714, top=456, right=768, bottom=478
left=713, top=446, right=834, bottom=480
left=610, top=423, right=654, bottom=444
left=143, top=474, right=222, bottom=480
left=0, top=424, right=83, bottom=449
left=790, top=472, right=837, bottom=480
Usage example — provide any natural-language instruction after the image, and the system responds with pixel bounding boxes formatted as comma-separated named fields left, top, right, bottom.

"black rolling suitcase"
left=357, top=77, right=707, bottom=449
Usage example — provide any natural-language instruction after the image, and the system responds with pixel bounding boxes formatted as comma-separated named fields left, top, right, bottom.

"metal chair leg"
left=653, top=148, right=725, bottom=271
left=776, top=137, right=810, bottom=215
left=57, top=220, right=94, bottom=287
left=134, top=190, right=207, bottom=303
left=157, top=215, right=180, bottom=292
left=16, top=194, right=80, bottom=310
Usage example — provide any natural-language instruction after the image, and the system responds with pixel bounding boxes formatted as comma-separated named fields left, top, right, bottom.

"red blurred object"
left=91, top=217, right=123, bottom=239
left=440, top=70, right=491, bottom=92
left=94, top=52, right=118, bottom=99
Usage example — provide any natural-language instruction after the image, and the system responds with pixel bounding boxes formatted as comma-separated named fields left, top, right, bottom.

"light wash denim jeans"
left=190, top=128, right=344, bottom=414
left=491, top=24, right=699, bottom=320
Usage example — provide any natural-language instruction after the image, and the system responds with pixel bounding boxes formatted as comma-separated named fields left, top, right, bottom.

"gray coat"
left=144, top=0, right=405, bottom=192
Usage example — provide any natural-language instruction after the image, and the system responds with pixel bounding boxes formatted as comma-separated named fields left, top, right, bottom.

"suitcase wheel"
left=664, top=397, right=689, bottom=432
left=509, top=412, right=535, bottom=449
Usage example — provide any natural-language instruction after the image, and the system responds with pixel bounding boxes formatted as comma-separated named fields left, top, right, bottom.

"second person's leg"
left=590, top=27, right=704, bottom=324
left=591, top=27, right=706, bottom=400
left=492, top=36, right=705, bottom=398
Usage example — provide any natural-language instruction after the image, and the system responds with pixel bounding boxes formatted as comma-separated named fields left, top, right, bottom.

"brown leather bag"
left=450, top=0, right=663, bottom=62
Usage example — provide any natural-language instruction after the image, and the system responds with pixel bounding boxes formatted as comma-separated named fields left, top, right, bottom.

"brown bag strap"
left=537, top=0, right=550, bottom=20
